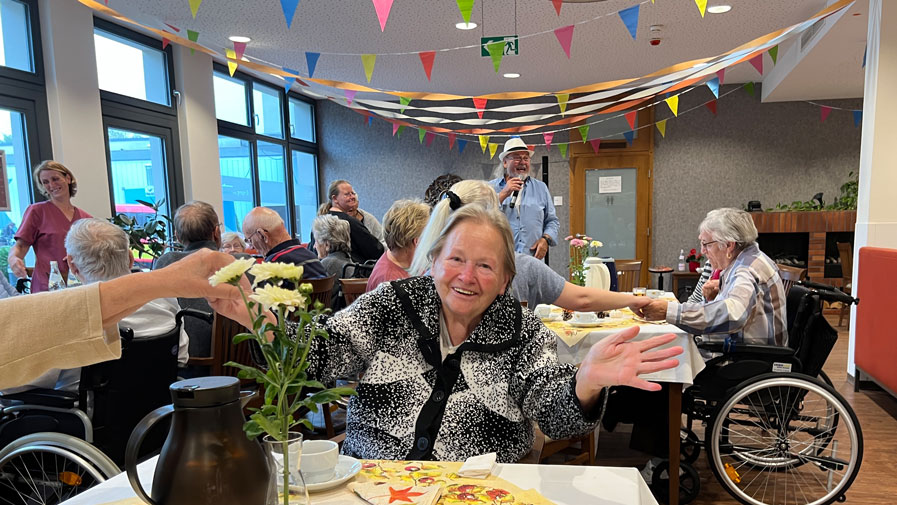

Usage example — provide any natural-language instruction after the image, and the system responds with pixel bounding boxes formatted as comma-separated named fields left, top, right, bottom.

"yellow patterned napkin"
left=349, top=482, right=441, bottom=505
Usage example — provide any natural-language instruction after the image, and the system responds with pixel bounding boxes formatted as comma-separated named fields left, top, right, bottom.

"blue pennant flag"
left=623, top=130, right=634, bottom=145
left=282, top=66, right=300, bottom=95
left=853, top=110, right=863, bottom=127
left=457, top=139, right=468, bottom=154
left=618, top=4, right=640, bottom=40
left=279, top=0, right=300, bottom=29
left=305, top=52, right=320, bottom=78
left=367, top=115, right=373, bottom=126
left=706, top=77, right=720, bottom=98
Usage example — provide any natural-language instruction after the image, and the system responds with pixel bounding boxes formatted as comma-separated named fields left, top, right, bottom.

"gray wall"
left=317, top=87, right=862, bottom=278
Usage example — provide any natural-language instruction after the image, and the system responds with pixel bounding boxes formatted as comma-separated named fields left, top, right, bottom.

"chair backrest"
left=341, top=260, right=376, bottom=279
left=837, top=242, right=853, bottom=283
left=306, top=275, right=336, bottom=310
left=340, top=278, right=368, bottom=307
left=777, top=264, right=807, bottom=295
left=615, top=260, right=643, bottom=292
left=209, top=313, right=257, bottom=378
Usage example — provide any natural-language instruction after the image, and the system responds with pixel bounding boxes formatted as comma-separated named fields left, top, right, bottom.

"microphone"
left=509, top=176, right=527, bottom=208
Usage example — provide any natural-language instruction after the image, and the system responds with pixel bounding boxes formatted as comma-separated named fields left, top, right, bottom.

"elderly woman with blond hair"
left=8, top=161, right=92, bottom=292
left=212, top=204, right=682, bottom=463
left=366, top=199, right=430, bottom=291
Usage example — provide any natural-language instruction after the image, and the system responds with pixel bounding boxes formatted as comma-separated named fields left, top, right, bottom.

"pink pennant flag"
left=552, top=0, right=563, bottom=16
left=418, top=51, right=436, bottom=81
left=372, top=0, right=394, bottom=32
left=345, top=89, right=357, bottom=105
left=624, top=110, right=637, bottom=130
left=749, top=53, right=763, bottom=75
left=425, top=131, right=436, bottom=147
left=589, top=138, right=601, bottom=154
left=716, top=68, right=726, bottom=85
left=233, top=41, right=247, bottom=62
left=392, top=123, right=401, bottom=136
left=448, top=132, right=456, bottom=150
left=543, top=132, right=554, bottom=149
left=162, top=37, right=170, bottom=50
left=554, top=25, right=575, bottom=59
left=820, top=106, right=832, bottom=122
left=473, top=98, right=488, bottom=119
left=164, top=23, right=181, bottom=33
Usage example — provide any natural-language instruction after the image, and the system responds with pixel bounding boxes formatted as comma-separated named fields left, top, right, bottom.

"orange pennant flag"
left=473, top=98, right=488, bottom=119
left=418, top=51, right=436, bottom=81
left=552, top=0, right=562, bottom=15
left=225, top=49, right=238, bottom=76
left=479, top=135, right=489, bottom=153
left=448, top=132, right=456, bottom=150
left=624, top=110, right=637, bottom=130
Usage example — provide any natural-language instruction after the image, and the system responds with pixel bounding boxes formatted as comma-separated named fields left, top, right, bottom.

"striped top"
left=665, top=243, right=788, bottom=347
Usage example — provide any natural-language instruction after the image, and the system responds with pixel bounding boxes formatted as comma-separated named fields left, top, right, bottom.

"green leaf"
left=308, top=390, right=349, bottom=404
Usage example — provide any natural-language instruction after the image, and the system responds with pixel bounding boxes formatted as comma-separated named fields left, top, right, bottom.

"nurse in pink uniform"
left=8, top=161, right=92, bottom=292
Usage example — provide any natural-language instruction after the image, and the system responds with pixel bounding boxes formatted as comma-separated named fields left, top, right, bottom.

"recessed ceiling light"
left=228, top=35, right=251, bottom=43
left=503, top=73, right=520, bottom=79
left=707, top=5, right=732, bottom=14
left=455, top=22, right=477, bottom=30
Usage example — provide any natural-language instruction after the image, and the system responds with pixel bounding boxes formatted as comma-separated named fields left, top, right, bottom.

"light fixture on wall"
left=503, top=73, right=520, bottom=78
left=455, top=22, right=477, bottom=30
left=707, top=5, right=732, bottom=14
left=228, top=35, right=252, bottom=43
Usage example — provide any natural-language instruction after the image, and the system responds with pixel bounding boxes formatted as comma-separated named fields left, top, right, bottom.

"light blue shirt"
left=490, top=175, right=559, bottom=255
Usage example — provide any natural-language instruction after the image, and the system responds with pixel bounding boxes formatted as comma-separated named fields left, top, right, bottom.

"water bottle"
left=678, top=249, right=686, bottom=272
left=48, top=260, right=67, bottom=291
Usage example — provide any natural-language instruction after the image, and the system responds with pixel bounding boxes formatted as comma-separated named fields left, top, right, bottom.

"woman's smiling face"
left=39, top=170, right=71, bottom=200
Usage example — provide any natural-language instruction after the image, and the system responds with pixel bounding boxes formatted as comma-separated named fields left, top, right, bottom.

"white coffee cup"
left=647, top=289, right=663, bottom=299
left=533, top=304, right=552, bottom=318
left=572, top=311, right=598, bottom=324
left=301, top=439, right=339, bottom=484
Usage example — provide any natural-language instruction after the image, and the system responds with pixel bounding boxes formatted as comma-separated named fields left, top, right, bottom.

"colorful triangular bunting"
left=164, top=23, right=181, bottom=32
left=623, top=130, right=634, bottom=145
left=665, top=95, right=679, bottom=116
left=372, top=0, right=394, bottom=32
left=233, top=41, right=246, bottom=62
left=187, top=30, right=199, bottom=54
left=458, top=139, right=468, bottom=153
left=279, top=0, right=300, bottom=28
left=552, top=0, right=563, bottom=16
left=425, top=131, right=435, bottom=147
left=656, top=119, right=667, bottom=138
left=473, top=98, right=488, bottom=119
left=695, top=0, right=707, bottom=18
left=305, top=52, right=320, bottom=78
left=488, top=143, right=499, bottom=159
left=486, top=41, right=504, bottom=73
left=392, top=123, right=401, bottom=136
left=418, top=128, right=426, bottom=143
left=749, top=53, right=763, bottom=75
left=589, top=138, right=601, bottom=154
left=624, top=110, right=637, bottom=130
left=396, top=125, right=406, bottom=137
left=225, top=49, right=238, bottom=76
left=399, top=96, right=411, bottom=113
left=716, top=68, right=725, bottom=85
left=283, top=66, right=300, bottom=94
left=820, top=106, right=832, bottom=122
left=556, top=94, right=569, bottom=115
left=554, top=25, right=574, bottom=58
left=768, top=45, right=778, bottom=65
left=543, top=132, right=554, bottom=149
left=618, top=4, right=640, bottom=40
left=479, top=135, right=489, bottom=153
left=743, top=81, right=756, bottom=97
left=853, top=110, right=862, bottom=127
left=188, top=0, right=202, bottom=19
left=448, top=133, right=456, bottom=150
left=345, top=89, right=357, bottom=105
left=456, top=0, right=474, bottom=24
left=361, top=54, right=377, bottom=83
left=705, top=99, right=717, bottom=115
left=162, top=37, right=170, bottom=50
left=577, top=125, right=589, bottom=143
left=558, top=143, right=568, bottom=158
left=418, top=51, right=436, bottom=81
left=706, top=77, right=720, bottom=98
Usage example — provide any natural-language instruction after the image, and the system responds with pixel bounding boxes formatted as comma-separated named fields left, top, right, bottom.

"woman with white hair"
left=312, top=214, right=353, bottom=307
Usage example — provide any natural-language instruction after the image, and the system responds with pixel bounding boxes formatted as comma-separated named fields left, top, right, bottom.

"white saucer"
left=540, top=313, right=561, bottom=322
left=290, top=455, right=362, bottom=493
left=568, top=320, right=602, bottom=328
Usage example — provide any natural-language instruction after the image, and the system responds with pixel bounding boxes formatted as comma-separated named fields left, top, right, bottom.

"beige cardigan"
left=0, top=284, right=120, bottom=389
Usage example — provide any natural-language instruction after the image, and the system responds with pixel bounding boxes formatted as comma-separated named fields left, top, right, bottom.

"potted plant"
left=685, top=249, right=703, bottom=272
left=209, top=259, right=356, bottom=505
left=108, top=199, right=172, bottom=266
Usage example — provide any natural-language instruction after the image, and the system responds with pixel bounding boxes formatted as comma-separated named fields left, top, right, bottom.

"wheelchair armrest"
left=1, top=388, right=79, bottom=408
left=177, top=308, right=214, bottom=325
left=697, top=341, right=794, bottom=357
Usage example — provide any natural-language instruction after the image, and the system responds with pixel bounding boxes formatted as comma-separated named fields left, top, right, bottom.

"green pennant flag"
left=486, top=41, right=504, bottom=73
left=396, top=125, right=406, bottom=138
left=399, top=96, right=411, bottom=114
left=768, top=45, right=778, bottom=65
left=361, top=54, right=377, bottom=83
left=577, top=125, right=590, bottom=143
left=418, top=128, right=426, bottom=143
left=744, top=81, right=756, bottom=97
left=456, top=0, right=474, bottom=24
left=556, top=93, right=569, bottom=115
left=187, top=30, right=199, bottom=55
left=558, top=143, right=568, bottom=158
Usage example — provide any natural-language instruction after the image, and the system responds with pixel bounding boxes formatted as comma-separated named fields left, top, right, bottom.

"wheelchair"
left=0, top=309, right=206, bottom=505
left=674, top=280, right=862, bottom=505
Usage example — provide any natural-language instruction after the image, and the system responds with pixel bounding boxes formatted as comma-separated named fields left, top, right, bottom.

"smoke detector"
left=649, top=24, right=663, bottom=46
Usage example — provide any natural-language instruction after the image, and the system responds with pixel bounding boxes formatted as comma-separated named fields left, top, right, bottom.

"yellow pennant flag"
left=225, top=49, right=238, bottom=76
left=189, top=0, right=202, bottom=18
left=695, top=0, right=707, bottom=17
left=488, top=143, right=499, bottom=159
left=665, top=95, right=679, bottom=116
left=479, top=135, right=489, bottom=153
left=656, top=119, right=667, bottom=138
left=361, top=54, right=377, bottom=83
left=556, top=93, right=569, bottom=115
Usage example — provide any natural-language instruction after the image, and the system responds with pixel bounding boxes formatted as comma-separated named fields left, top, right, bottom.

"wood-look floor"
left=593, top=315, right=897, bottom=504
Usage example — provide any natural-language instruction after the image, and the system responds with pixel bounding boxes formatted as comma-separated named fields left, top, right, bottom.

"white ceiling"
left=101, top=0, right=866, bottom=101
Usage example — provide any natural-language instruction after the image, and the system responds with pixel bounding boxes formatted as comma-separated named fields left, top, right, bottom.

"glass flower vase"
left=264, top=432, right=309, bottom=505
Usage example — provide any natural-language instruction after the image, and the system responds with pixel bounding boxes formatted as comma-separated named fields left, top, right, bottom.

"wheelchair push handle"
left=797, top=279, right=858, bottom=306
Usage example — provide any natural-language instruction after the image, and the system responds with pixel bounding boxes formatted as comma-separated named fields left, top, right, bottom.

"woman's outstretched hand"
left=575, top=325, right=683, bottom=410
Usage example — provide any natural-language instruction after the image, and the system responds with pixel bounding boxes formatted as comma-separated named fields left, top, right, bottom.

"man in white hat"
left=489, top=137, right=559, bottom=260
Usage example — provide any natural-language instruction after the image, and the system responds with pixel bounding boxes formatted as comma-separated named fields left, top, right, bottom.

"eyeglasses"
left=247, top=228, right=267, bottom=243
left=700, top=240, right=719, bottom=251
left=506, top=154, right=530, bottom=162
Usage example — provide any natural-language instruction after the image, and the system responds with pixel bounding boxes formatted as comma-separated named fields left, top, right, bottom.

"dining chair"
left=519, top=426, right=595, bottom=466
left=836, top=242, right=853, bottom=326
left=615, top=260, right=643, bottom=293
left=339, top=277, right=368, bottom=307
left=305, top=275, right=336, bottom=310
left=776, top=263, right=807, bottom=295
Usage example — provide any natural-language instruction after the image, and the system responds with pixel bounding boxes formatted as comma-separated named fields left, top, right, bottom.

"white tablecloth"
left=61, top=456, right=658, bottom=505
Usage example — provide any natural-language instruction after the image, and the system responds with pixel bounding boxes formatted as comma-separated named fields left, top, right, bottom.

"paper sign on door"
left=598, top=176, right=622, bottom=194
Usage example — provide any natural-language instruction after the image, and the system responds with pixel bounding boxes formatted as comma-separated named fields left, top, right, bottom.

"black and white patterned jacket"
left=305, top=276, right=604, bottom=463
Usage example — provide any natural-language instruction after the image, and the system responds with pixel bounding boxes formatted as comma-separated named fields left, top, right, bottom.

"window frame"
left=213, top=62, right=319, bottom=238
left=93, top=17, right=177, bottom=116
left=0, top=0, right=44, bottom=85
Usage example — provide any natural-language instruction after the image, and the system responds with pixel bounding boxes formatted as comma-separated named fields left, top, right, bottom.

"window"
left=213, top=64, right=318, bottom=241
left=0, top=0, right=34, bottom=73
left=94, top=26, right=171, bottom=107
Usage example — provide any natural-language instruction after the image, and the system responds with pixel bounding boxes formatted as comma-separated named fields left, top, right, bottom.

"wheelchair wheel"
left=651, top=460, right=701, bottom=505
left=706, top=374, right=862, bottom=505
left=0, top=432, right=120, bottom=505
